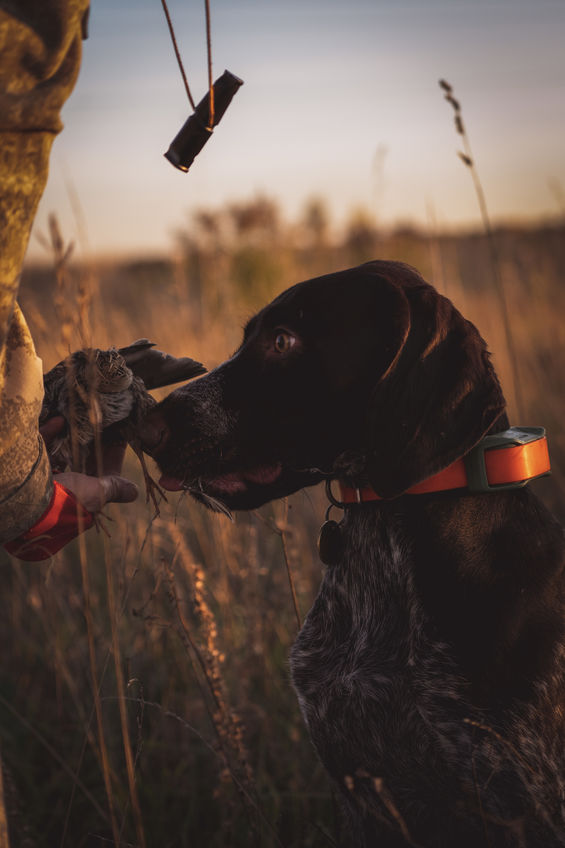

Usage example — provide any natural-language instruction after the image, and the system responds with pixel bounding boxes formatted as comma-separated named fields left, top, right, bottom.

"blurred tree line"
left=171, top=194, right=436, bottom=331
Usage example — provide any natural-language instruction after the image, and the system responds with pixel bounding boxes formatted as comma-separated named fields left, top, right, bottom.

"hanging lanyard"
left=160, top=0, right=243, bottom=172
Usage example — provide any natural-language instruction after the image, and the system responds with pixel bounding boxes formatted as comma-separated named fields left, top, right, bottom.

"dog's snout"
left=139, top=408, right=170, bottom=456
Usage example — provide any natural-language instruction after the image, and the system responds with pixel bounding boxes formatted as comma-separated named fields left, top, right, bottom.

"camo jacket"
left=0, top=0, right=90, bottom=543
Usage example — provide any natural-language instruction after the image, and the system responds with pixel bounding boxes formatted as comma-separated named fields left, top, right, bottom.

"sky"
left=27, top=0, right=565, bottom=261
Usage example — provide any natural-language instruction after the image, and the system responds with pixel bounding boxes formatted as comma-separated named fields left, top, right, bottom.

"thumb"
left=99, top=475, right=139, bottom=506
left=54, top=472, right=139, bottom=513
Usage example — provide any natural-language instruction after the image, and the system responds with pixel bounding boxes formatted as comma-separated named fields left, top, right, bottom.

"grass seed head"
left=458, top=151, right=473, bottom=167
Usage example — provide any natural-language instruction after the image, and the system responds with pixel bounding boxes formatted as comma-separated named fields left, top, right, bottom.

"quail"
left=41, top=339, right=205, bottom=510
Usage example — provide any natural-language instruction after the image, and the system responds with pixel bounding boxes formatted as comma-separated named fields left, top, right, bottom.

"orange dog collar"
left=339, top=427, right=551, bottom=504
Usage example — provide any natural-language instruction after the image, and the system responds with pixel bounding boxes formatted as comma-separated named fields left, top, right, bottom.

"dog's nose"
left=139, top=408, right=170, bottom=455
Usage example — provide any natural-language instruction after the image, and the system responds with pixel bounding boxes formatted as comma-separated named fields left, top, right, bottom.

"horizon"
left=24, top=210, right=563, bottom=270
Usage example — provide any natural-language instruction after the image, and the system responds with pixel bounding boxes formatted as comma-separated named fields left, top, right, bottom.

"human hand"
left=40, top=416, right=138, bottom=513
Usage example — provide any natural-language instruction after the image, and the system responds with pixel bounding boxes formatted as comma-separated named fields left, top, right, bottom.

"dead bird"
left=41, top=339, right=205, bottom=510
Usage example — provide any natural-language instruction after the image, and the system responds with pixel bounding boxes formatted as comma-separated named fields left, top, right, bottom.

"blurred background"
left=28, top=0, right=565, bottom=260
left=2, top=0, right=564, bottom=846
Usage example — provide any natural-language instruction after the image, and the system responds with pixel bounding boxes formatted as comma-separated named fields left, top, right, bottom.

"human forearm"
left=0, top=0, right=89, bottom=540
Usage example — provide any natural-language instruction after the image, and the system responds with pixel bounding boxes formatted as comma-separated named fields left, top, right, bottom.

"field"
left=1, top=198, right=565, bottom=847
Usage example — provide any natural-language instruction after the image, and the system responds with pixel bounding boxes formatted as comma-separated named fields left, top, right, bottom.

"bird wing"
left=118, top=339, right=206, bottom=390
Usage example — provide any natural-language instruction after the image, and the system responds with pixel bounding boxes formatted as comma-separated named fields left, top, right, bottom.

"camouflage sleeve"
left=0, top=1, right=90, bottom=543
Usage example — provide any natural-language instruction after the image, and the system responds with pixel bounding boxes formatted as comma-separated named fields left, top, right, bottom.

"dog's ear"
left=363, top=264, right=506, bottom=499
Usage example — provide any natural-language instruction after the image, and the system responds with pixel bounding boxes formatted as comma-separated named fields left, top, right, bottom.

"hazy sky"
left=28, top=0, right=565, bottom=261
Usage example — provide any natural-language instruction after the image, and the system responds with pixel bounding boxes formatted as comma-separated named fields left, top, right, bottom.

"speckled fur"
left=291, top=498, right=565, bottom=847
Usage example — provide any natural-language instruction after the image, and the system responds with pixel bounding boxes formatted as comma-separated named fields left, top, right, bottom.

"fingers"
left=39, top=415, right=66, bottom=445
left=54, top=472, right=138, bottom=513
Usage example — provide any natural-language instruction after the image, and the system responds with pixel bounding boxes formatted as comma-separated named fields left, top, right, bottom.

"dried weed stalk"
left=164, top=525, right=262, bottom=832
left=439, top=79, right=524, bottom=418
left=44, top=215, right=146, bottom=845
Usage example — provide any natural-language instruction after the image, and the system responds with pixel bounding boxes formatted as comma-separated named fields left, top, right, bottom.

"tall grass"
left=439, top=78, right=525, bottom=419
left=1, top=198, right=564, bottom=846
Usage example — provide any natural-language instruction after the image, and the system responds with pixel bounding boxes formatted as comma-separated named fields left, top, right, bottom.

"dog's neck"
left=331, top=475, right=565, bottom=707
left=319, top=414, right=562, bottom=703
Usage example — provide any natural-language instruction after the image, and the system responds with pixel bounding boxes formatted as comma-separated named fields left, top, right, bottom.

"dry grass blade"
left=0, top=693, right=109, bottom=826
left=160, top=529, right=292, bottom=845
left=102, top=531, right=146, bottom=848
left=254, top=499, right=302, bottom=629
left=43, top=224, right=122, bottom=842
left=165, top=534, right=252, bottom=777
left=438, top=78, right=524, bottom=419
left=371, top=776, right=421, bottom=847
left=344, top=770, right=423, bottom=847
left=77, top=530, right=121, bottom=845
left=278, top=500, right=302, bottom=629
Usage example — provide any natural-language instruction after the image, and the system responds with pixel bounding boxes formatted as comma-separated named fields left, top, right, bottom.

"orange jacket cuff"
left=4, top=480, right=94, bottom=562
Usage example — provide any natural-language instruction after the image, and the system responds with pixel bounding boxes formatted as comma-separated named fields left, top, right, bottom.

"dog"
left=142, top=261, right=565, bottom=847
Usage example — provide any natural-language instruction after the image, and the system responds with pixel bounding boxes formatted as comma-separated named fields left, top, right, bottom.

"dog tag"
left=318, top=519, right=344, bottom=566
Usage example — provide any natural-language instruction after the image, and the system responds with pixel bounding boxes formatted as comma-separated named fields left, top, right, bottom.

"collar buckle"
left=464, top=426, right=548, bottom=493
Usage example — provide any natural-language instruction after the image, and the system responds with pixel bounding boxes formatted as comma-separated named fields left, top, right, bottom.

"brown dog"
left=143, top=261, right=565, bottom=847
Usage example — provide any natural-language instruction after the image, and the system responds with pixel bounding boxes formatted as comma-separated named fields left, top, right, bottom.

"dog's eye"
left=274, top=332, right=296, bottom=354
left=275, top=331, right=296, bottom=353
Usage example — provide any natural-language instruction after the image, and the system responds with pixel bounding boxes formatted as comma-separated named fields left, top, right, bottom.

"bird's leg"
left=130, top=441, right=167, bottom=517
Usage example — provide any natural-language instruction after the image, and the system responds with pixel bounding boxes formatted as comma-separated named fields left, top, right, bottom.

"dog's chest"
left=290, top=510, right=463, bottom=779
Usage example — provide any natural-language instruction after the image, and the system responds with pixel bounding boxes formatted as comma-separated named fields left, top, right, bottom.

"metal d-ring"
left=325, top=478, right=346, bottom=509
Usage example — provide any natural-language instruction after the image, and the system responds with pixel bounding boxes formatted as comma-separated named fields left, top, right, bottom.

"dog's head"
left=142, top=261, right=506, bottom=510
